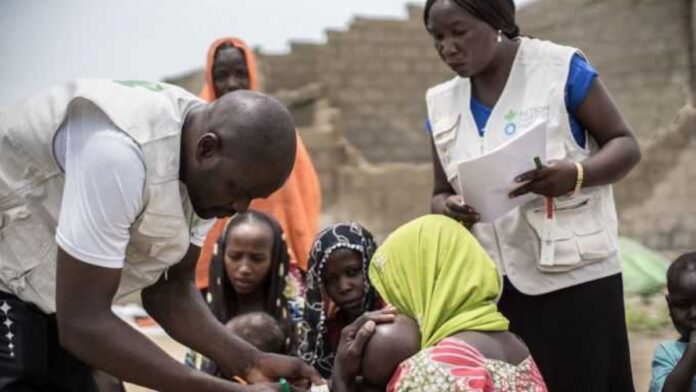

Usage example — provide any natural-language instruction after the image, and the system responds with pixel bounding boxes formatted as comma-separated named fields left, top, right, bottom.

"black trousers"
left=498, top=274, right=635, bottom=392
left=0, top=291, right=98, bottom=392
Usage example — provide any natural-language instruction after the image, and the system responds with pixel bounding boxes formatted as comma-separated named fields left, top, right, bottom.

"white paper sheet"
left=456, top=122, right=547, bottom=222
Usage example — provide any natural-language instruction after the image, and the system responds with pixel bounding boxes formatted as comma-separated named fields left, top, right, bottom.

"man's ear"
left=195, top=132, right=221, bottom=162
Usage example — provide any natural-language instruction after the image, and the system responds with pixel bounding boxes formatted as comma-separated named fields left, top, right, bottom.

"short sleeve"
left=565, top=52, right=598, bottom=112
left=649, top=343, right=678, bottom=392
left=56, top=102, right=145, bottom=268
left=189, top=217, right=214, bottom=247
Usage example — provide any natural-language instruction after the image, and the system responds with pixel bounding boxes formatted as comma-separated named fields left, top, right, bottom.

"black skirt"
left=497, top=273, right=635, bottom=392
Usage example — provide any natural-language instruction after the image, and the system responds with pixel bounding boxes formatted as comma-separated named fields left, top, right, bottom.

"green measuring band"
left=279, top=377, right=291, bottom=392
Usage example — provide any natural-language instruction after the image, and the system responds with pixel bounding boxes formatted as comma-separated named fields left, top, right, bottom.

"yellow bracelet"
left=573, top=162, right=584, bottom=196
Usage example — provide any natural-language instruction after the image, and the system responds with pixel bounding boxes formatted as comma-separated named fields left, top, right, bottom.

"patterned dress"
left=388, top=338, right=547, bottom=392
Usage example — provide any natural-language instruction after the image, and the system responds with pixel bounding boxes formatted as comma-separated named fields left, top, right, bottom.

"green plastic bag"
left=619, top=237, right=668, bottom=296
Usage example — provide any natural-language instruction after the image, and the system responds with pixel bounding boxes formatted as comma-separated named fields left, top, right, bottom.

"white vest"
left=0, top=79, right=203, bottom=313
left=426, top=38, right=621, bottom=295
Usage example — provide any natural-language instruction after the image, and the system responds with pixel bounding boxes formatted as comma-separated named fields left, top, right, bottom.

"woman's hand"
left=440, top=195, right=480, bottom=229
left=331, top=309, right=397, bottom=391
left=510, top=160, right=578, bottom=198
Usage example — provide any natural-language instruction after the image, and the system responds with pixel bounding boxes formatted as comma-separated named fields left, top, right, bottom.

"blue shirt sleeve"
left=566, top=53, right=598, bottom=112
left=649, top=342, right=685, bottom=392
left=426, top=53, right=598, bottom=146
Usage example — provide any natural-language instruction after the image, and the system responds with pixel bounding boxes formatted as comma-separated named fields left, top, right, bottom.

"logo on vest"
left=519, top=106, right=550, bottom=128
left=503, top=110, right=518, bottom=136
left=503, top=106, right=550, bottom=136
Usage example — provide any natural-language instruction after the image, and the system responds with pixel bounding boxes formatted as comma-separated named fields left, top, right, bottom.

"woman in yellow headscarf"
left=347, top=215, right=548, bottom=391
left=195, top=37, right=322, bottom=292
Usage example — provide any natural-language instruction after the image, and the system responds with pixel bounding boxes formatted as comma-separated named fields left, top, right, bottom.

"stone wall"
left=618, top=106, right=696, bottom=250
left=517, top=0, right=693, bottom=139
left=295, top=95, right=433, bottom=242
left=260, top=42, right=322, bottom=93
left=257, top=5, right=451, bottom=164
left=258, top=0, right=694, bottom=161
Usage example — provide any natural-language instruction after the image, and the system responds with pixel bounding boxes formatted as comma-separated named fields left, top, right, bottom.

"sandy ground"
left=124, top=329, right=675, bottom=391
left=124, top=334, right=187, bottom=392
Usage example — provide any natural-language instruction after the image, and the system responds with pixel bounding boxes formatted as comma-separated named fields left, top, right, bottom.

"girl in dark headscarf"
left=185, top=210, right=303, bottom=371
left=297, top=223, right=382, bottom=378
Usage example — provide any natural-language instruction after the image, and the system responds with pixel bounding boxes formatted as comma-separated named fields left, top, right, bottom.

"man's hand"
left=245, top=353, right=323, bottom=390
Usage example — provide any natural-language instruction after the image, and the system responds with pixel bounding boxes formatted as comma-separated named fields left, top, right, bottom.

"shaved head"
left=226, top=312, right=286, bottom=354
left=361, top=315, right=421, bottom=388
left=181, top=90, right=297, bottom=219
left=210, top=90, right=296, bottom=170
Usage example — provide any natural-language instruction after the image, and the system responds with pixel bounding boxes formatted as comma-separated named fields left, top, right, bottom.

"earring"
left=497, top=29, right=503, bottom=43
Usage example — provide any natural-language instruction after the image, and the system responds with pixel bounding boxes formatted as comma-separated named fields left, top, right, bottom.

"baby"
left=201, top=312, right=287, bottom=378
left=650, top=252, right=696, bottom=391
left=226, top=312, right=286, bottom=354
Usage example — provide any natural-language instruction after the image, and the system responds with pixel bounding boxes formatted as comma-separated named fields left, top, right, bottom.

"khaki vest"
left=0, top=79, right=204, bottom=313
left=426, top=38, right=621, bottom=295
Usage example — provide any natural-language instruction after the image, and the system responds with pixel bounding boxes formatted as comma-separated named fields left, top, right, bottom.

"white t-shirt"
left=54, top=100, right=212, bottom=269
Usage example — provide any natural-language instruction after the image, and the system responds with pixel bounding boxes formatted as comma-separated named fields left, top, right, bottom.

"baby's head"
left=226, top=312, right=286, bottom=354
left=360, top=315, right=421, bottom=389
left=666, top=252, right=696, bottom=340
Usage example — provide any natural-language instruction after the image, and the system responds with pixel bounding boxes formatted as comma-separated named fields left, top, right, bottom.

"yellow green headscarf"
left=369, top=215, right=509, bottom=348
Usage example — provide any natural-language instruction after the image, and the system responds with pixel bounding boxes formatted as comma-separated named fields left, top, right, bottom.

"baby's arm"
left=662, top=331, right=696, bottom=392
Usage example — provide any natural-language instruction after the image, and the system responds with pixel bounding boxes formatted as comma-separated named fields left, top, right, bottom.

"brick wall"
left=166, top=0, right=696, bottom=250
left=258, top=0, right=693, bottom=162
left=332, top=162, right=432, bottom=241
left=297, top=97, right=433, bottom=241
left=258, top=5, right=451, bottom=164
left=618, top=106, right=696, bottom=250
left=259, top=42, right=322, bottom=93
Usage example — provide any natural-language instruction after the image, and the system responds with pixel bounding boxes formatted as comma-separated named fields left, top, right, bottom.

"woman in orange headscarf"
left=195, top=37, right=321, bottom=291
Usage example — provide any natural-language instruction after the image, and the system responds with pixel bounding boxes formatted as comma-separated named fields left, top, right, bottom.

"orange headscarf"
left=195, top=37, right=322, bottom=289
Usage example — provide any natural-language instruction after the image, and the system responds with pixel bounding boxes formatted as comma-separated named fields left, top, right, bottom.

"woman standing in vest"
left=424, top=1, right=640, bottom=390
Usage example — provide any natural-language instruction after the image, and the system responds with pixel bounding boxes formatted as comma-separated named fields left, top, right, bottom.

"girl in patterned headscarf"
left=298, top=223, right=382, bottom=378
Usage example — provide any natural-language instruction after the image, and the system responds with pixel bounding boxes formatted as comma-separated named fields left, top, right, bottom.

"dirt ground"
left=124, top=334, right=187, bottom=392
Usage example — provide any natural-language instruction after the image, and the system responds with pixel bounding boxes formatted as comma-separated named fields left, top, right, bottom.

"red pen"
left=533, top=157, right=553, bottom=219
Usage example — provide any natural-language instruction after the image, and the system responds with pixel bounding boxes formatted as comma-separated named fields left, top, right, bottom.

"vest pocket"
left=0, top=205, right=53, bottom=292
left=525, top=195, right=615, bottom=273
left=131, top=212, right=188, bottom=261
left=432, top=115, right=460, bottom=143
